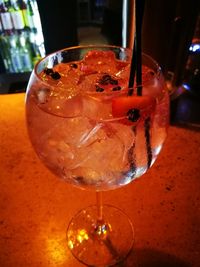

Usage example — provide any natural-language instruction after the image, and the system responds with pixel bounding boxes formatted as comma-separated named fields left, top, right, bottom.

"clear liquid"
left=26, top=50, right=169, bottom=190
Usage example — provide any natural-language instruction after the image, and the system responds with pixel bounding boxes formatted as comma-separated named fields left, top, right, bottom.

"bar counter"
left=0, top=93, right=200, bottom=267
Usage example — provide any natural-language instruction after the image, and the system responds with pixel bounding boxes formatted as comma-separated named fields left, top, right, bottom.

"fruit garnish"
left=112, top=95, right=156, bottom=124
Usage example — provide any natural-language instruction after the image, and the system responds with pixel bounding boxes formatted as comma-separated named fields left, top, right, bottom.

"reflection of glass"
left=25, top=45, right=169, bottom=266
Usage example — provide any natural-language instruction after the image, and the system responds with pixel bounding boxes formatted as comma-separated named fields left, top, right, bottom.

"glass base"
left=67, top=205, right=134, bottom=266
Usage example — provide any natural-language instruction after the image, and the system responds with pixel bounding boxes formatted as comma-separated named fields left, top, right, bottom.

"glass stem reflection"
left=96, top=191, right=103, bottom=222
left=95, top=191, right=109, bottom=238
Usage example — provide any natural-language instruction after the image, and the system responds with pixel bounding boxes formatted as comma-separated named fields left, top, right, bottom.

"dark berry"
left=127, top=108, right=140, bottom=122
left=109, top=79, right=118, bottom=85
left=99, top=74, right=112, bottom=85
left=50, top=71, right=61, bottom=80
left=70, top=63, right=78, bottom=68
left=95, top=85, right=104, bottom=92
left=112, top=86, right=121, bottom=91
left=102, top=74, right=111, bottom=80
left=44, top=68, right=54, bottom=75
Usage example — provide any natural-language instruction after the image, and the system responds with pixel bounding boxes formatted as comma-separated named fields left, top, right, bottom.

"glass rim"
left=34, top=44, right=162, bottom=90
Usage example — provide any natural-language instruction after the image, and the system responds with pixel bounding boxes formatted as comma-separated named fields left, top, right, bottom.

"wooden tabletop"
left=0, top=93, right=200, bottom=267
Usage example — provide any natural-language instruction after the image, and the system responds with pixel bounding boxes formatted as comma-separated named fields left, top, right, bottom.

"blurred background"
left=0, top=0, right=200, bottom=128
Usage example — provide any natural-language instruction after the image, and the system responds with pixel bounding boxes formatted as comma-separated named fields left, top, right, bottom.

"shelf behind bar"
left=0, top=72, right=31, bottom=94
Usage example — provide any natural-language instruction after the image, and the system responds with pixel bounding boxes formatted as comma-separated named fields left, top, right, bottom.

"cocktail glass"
left=25, top=45, right=169, bottom=266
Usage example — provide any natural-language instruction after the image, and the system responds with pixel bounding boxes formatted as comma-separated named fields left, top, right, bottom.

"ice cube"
left=82, top=95, right=112, bottom=120
left=115, top=63, right=130, bottom=81
left=82, top=50, right=119, bottom=74
left=83, top=50, right=116, bottom=65
left=36, top=88, right=50, bottom=104
left=36, top=90, right=83, bottom=118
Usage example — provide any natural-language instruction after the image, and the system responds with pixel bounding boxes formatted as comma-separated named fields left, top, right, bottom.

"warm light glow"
left=0, top=93, right=25, bottom=106
left=68, top=240, right=74, bottom=250
left=38, top=222, right=69, bottom=266
left=77, top=229, right=89, bottom=243
left=67, top=228, right=89, bottom=250
left=46, top=237, right=67, bottom=265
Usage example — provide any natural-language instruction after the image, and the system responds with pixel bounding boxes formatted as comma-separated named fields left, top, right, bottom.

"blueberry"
left=50, top=71, right=61, bottom=80
left=112, top=86, right=121, bottom=91
left=102, top=74, right=111, bottom=80
left=109, top=79, right=118, bottom=85
left=99, top=74, right=112, bottom=85
left=44, top=68, right=54, bottom=75
left=95, top=85, right=104, bottom=92
left=127, top=108, right=140, bottom=122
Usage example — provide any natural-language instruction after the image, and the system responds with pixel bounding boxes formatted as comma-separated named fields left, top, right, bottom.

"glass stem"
left=96, top=191, right=103, bottom=222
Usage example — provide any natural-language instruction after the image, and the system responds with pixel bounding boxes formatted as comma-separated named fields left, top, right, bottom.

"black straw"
left=128, top=0, right=153, bottom=170
left=128, top=0, right=146, bottom=96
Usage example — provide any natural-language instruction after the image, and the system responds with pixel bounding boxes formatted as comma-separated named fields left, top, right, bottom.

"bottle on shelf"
left=18, top=29, right=33, bottom=71
left=0, top=15, right=12, bottom=71
left=19, top=0, right=30, bottom=29
left=0, top=0, right=45, bottom=73
left=28, top=30, right=42, bottom=66
left=9, top=30, right=24, bottom=72
left=0, top=0, right=15, bottom=72
left=0, top=0, right=14, bottom=34
left=10, top=0, right=25, bottom=31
